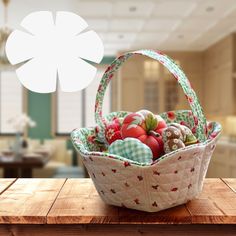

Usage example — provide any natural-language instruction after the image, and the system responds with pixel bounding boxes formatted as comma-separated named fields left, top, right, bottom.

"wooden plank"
left=0, top=178, right=66, bottom=224
left=48, top=178, right=236, bottom=225
left=47, top=179, right=119, bottom=224
left=0, top=224, right=236, bottom=236
left=48, top=178, right=191, bottom=224
left=47, top=179, right=191, bottom=224
left=222, top=178, right=236, bottom=192
left=0, top=178, right=234, bottom=226
left=186, top=178, right=236, bottom=223
left=118, top=205, right=191, bottom=224
left=0, top=179, right=16, bottom=194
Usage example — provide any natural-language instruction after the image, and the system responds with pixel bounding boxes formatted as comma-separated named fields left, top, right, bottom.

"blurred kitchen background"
left=0, top=0, right=235, bottom=178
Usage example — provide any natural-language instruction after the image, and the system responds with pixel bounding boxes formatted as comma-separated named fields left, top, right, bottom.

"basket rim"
left=72, top=129, right=220, bottom=167
left=71, top=110, right=221, bottom=167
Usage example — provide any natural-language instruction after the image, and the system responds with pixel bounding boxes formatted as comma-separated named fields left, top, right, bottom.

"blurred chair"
left=33, top=139, right=73, bottom=178
left=0, top=139, right=9, bottom=151
left=27, top=138, right=41, bottom=152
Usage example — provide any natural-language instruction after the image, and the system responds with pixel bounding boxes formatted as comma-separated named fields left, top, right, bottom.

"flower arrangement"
left=7, top=114, right=36, bottom=156
left=7, top=113, right=36, bottom=133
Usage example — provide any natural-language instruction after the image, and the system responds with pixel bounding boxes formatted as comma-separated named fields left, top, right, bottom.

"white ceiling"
left=1, top=0, right=236, bottom=55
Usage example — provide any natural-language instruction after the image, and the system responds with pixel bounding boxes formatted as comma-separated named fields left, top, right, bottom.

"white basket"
left=71, top=50, right=221, bottom=212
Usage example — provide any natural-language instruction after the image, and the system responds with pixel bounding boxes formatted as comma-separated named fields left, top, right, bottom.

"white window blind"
left=57, top=90, right=82, bottom=134
left=85, top=68, right=111, bottom=127
left=56, top=67, right=111, bottom=134
left=0, top=71, right=23, bottom=133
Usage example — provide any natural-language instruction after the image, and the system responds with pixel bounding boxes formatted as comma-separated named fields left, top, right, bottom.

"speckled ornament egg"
left=162, top=123, right=198, bottom=154
left=170, top=123, right=198, bottom=145
left=169, top=123, right=186, bottom=141
left=162, top=126, right=182, bottom=142
left=164, top=138, right=185, bottom=153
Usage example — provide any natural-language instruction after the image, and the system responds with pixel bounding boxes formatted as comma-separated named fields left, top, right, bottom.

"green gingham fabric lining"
left=108, top=138, right=153, bottom=165
left=94, top=49, right=208, bottom=143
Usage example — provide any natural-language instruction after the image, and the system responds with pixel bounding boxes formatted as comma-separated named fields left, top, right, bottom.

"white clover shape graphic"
left=6, top=11, right=104, bottom=93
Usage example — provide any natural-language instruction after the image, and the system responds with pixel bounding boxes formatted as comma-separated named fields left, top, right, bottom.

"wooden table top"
left=0, top=178, right=235, bottom=225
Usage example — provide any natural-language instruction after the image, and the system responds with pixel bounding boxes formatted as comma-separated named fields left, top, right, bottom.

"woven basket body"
left=71, top=50, right=221, bottom=212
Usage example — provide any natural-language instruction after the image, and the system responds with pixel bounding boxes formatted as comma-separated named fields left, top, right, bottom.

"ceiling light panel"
left=135, top=33, right=169, bottom=43
left=110, top=19, right=144, bottom=32
left=166, top=32, right=200, bottom=43
left=76, top=1, right=112, bottom=17
left=86, top=19, right=109, bottom=31
left=143, top=19, right=181, bottom=32
left=191, top=0, right=236, bottom=18
left=113, top=1, right=155, bottom=17
left=105, top=43, right=131, bottom=49
left=175, top=18, right=217, bottom=33
left=130, top=42, right=164, bottom=50
left=152, top=0, right=197, bottom=17
left=103, top=32, right=137, bottom=43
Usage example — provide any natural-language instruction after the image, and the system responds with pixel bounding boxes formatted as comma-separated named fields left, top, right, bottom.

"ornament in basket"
left=71, top=50, right=221, bottom=212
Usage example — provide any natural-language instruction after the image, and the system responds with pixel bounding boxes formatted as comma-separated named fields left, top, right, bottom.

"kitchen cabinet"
left=115, top=52, right=203, bottom=114
left=203, top=35, right=235, bottom=115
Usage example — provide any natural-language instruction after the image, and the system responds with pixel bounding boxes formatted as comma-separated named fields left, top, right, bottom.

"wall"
left=28, top=91, right=52, bottom=140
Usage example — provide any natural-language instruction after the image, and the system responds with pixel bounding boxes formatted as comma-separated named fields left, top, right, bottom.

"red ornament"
left=121, top=110, right=167, bottom=159
left=105, top=117, right=123, bottom=144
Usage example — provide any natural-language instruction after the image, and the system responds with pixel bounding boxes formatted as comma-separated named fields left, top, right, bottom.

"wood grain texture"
left=118, top=204, right=191, bottom=224
left=222, top=178, right=236, bottom=192
left=47, top=179, right=119, bottom=224
left=0, top=178, right=66, bottom=224
left=0, top=224, right=236, bottom=236
left=0, top=178, right=235, bottom=226
left=186, top=178, right=236, bottom=223
left=48, top=178, right=236, bottom=225
left=0, top=179, right=16, bottom=194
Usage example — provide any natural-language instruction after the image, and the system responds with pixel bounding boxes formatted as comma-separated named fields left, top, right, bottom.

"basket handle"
left=95, top=49, right=208, bottom=142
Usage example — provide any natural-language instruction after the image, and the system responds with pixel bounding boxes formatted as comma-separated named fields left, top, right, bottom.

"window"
left=85, top=68, right=111, bottom=127
left=56, top=67, right=111, bottom=134
left=56, top=90, right=83, bottom=134
left=0, top=71, right=23, bottom=134
left=144, top=60, right=160, bottom=79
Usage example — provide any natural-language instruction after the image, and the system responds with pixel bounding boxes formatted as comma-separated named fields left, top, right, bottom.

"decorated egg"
left=162, top=123, right=198, bottom=154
